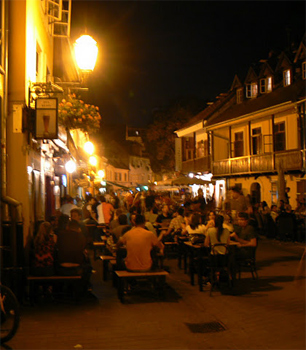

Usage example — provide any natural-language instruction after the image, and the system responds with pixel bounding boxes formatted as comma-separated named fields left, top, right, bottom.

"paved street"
left=4, top=237, right=305, bottom=350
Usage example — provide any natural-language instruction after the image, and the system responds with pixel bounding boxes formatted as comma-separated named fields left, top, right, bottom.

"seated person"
left=70, top=208, right=88, bottom=238
left=205, top=215, right=230, bottom=254
left=30, top=221, right=57, bottom=276
left=155, top=204, right=173, bottom=235
left=230, top=212, right=258, bottom=260
left=111, top=214, right=132, bottom=243
left=116, top=214, right=164, bottom=272
left=159, top=207, right=185, bottom=242
left=56, top=220, right=92, bottom=289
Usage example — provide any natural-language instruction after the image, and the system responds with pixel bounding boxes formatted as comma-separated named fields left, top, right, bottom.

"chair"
left=209, top=243, right=231, bottom=296
left=236, top=240, right=258, bottom=280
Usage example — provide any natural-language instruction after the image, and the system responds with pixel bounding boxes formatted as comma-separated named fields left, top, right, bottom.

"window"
left=246, top=83, right=258, bottom=98
left=119, top=173, right=122, bottom=181
left=124, top=173, right=127, bottom=181
left=234, top=132, right=244, bottom=157
left=236, top=88, right=243, bottom=104
left=274, top=122, right=286, bottom=151
left=283, top=69, right=291, bottom=86
left=252, top=127, right=262, bottom=155
left=302, top=62, right=306, bottom=80
left=183, top=137, right=194, bottom=161
left=260, top=77, right=272, bottom=93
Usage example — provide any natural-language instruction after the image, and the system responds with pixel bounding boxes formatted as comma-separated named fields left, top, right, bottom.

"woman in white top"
left=205, top=215, right=230, bottom=254
left=183, top=213, right=207, bottom=236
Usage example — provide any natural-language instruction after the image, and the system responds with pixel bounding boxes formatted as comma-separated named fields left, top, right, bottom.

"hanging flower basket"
left=58, top=94, right=101, bottom=134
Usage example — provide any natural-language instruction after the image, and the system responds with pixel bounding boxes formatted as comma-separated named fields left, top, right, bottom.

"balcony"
left=212, top=149, right=303, bottom=177
left=181, top=156, right=211, bottom=173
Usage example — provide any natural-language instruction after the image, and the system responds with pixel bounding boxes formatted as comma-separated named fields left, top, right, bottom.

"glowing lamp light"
left=98, top=170, right=105, bottom=178
left=74, top=35, right=98, bottom=71
left=65, top=160, right=76, bottom=173
left=84, top=141, right=94, bottom=155
left=89, top=156, right=97, bottom=166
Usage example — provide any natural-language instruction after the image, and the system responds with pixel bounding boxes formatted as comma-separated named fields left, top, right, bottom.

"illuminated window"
left=246, top=83, right=258, bottom=98
left=260, top=77, right=272, bottom=93
left=283, top=69, right=291, bottom=86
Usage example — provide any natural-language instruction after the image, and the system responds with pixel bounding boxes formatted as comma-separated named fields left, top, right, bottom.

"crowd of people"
left=30, top=187, right=305, bottom=285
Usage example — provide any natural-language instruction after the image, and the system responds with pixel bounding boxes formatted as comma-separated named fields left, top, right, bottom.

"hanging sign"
left=35, top=97, right=58, bottom=139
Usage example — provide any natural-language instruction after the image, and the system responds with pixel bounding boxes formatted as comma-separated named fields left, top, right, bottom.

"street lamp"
left=84, top=141, right=94, bottom=155
left=74, top=35, right=98, bottom=72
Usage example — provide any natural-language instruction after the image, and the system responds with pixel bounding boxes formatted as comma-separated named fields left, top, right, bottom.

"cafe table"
left=183, top=240, right=240, bottom=291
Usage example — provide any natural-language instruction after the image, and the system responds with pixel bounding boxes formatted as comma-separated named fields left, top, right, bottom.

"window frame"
left=246, top=82, right=258, bottom=98
left=302, top=62, right=306, bottom=80
left=274, top=122, right=286, bottom=152
left=233, top=131, right=244, bottom=157
left=283, top=69, right=291, bottom=86
left=251, top=127, right=262, bottom=155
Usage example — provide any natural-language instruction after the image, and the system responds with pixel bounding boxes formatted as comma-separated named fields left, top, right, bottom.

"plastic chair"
left=209, top=243, right=231, bottom=296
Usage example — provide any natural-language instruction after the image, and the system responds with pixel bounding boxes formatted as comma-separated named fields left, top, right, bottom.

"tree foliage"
left=144, top=96, right=206, bottom=174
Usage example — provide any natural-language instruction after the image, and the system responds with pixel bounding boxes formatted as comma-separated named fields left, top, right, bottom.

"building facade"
left=175, top=35, right=306, bottom=209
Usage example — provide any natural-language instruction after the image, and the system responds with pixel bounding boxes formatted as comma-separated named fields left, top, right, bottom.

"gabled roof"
left=275, top=52, right=293, bottom=72
left=230, top=74, right=243, bottom=91
left=258, top=61, right=274, bottom=78
left=294, top=34, right=306, bottom=63
left=244, top=66, right=258, bottom=84
left=206, top=78, right=305, bottom=127
left=178, top=90, right=236, bottom=131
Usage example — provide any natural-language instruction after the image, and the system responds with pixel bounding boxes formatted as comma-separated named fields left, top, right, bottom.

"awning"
left=171, top=176, right=212, bottom=186
left=106, top=181, right=131, bottom=190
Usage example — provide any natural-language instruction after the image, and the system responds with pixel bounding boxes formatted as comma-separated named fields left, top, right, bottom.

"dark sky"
left=70, top=1, right=306, bottom=127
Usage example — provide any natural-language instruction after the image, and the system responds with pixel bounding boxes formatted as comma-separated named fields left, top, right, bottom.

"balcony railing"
left=181, top=156, right=211, bottom=173
left=211, top=149, right=303, bottom=176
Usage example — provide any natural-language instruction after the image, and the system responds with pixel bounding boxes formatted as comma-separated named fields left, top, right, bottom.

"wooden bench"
left=114, top=270, right=169, bottom=302
left=93, top=241, right=106, bottom=260
left=27, top=275, right=82, bottom=304
left=99, top=255, right=116, bottom=281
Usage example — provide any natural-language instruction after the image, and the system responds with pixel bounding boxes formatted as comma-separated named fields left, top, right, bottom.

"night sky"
left=70, top=1, right=306, bottom=127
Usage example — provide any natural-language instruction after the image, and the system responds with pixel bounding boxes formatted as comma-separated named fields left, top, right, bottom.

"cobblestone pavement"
left=3, top=237, right=305, bottom=350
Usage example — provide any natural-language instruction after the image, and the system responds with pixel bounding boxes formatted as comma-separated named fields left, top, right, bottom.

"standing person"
left=97, top=195, right=114, bottom=225
left=59, top=195, right=78, bottom=217
left=227, top=186, right=251, bottom=223
left=145, top=189, right=156, bottom=212
left=30, top=221, right=57, bottom=276
left=116, top=214, right=164, bottom=271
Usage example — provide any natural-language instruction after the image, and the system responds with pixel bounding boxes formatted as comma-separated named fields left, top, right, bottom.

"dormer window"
left=236, top=88, right=243, bottom=104
left=260, top=77, right=272, bottom=93
left=283, top=69, right=291, bottom=86
left=246, top=83, right=258, bottom=98
left=302, top=62, right=306, bottom=80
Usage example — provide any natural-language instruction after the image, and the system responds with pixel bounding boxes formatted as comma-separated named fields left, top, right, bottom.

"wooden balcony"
left=181, top=156, right=211, bottom=173
left=212, top=149, right=303, bottom=177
